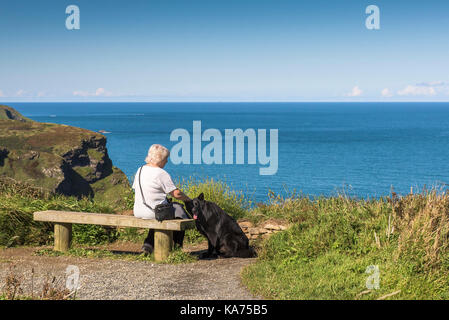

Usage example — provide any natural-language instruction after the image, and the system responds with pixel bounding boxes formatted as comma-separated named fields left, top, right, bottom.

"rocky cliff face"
left=0, top=105, right=32, bottom=121
left=0, top=105, right=130, bottom=208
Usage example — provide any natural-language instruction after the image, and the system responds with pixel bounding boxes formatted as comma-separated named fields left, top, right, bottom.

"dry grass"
left=1, top=264, right=72, bottom=300
left=242, top=187, right=449, bottom=299
left=394, top=189, right=449, bottom=269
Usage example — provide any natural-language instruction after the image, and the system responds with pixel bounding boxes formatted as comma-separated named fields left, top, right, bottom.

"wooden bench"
left=33, top=210, right=195, bottom=262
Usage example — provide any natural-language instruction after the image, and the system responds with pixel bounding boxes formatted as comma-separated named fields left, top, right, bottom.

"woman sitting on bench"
left=132, top=144, right=192, bottom=255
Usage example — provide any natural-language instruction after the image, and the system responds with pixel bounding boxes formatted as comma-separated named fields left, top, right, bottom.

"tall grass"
left=0, top=176, right=250, bottom=246
left=177, top=176, right=251, bottom=220
left=3, top=175, right=449, bottom=299
left=0, top=177, right=116, bottom=246
left=241, top=188, right=449, bottom=300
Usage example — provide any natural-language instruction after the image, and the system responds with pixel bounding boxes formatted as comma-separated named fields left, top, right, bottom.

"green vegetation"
left=2, top=168, right=449, bottom=299
left=0, top=177, right=117, bottom=247
left=0, top=105, right=131, bottom=208
left=0, top=176, right=247, bottom=247
left=177, top=176, right=251, bottom=219
left=0, top=105, right=32, bottom=122
left=34, top=246, right=197, bottom=264
left=241, top=190, right=449, bottom=300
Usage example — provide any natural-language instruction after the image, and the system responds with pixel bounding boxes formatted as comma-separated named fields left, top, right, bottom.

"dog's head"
left=191, top=192, right=206, bottom=220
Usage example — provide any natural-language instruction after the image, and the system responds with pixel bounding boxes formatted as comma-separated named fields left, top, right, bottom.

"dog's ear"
left=198, top=193, right=204, bottom=201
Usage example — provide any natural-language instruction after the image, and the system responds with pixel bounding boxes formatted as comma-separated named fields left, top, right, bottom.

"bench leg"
left=54, top=223, right=72, bottom=252
left=154, top=229, right=173, bottom=262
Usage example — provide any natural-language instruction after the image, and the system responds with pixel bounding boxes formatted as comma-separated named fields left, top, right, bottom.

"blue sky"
left=0, top=0, right=448, bottom=102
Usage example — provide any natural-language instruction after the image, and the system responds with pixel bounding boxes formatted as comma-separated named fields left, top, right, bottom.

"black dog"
left=185, top=193, right=256, bottom=259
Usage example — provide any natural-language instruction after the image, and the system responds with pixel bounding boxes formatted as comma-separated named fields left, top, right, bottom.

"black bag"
left=138, top=166, right=175, bottom=222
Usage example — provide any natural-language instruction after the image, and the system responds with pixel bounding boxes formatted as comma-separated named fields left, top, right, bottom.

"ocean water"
left=9, top=102, right=449, bottom=203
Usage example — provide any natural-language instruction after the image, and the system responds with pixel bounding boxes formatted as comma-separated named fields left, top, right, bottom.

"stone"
left=248, top=227, right=260, bottom=235
left=264, top=223, right=282, bottom=230
left=239, top=221, right=253, bottom=229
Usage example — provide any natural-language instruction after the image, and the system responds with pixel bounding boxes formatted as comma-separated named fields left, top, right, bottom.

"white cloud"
left=397, top=85, right=436, bottom=96
left=15, top=89, right=26, bottom=97
left=95, top=88, right=112, bottom=96
left=95, top=88, right=105, bottom=96
left=73, top=90, right=90, bottom=97
left=345, top=86, right=363, bottom=97
left=0, top=90, right=4, bottom=97
left=381, top=88, right=393, bottom=98
left=73, top=88, right=112, bottom=97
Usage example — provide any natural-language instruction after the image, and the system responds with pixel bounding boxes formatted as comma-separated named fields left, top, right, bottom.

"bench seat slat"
left=33, top=210, right=195, bottom=231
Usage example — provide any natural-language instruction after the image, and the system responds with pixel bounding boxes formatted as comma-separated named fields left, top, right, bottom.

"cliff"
left=0, top=105, right=130, bottom=208
left=0, top=105, right=32, bottom=121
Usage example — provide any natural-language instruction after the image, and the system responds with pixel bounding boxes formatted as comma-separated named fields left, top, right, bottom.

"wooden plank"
left=54, top=223, right=72, bottom=252
left=154, top=230, right=173, bottom=262
left=33, top=210, right=195, bottom=231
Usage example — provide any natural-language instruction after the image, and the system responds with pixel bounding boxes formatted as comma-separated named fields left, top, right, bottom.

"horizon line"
left=3, top=100, right=449, bottom=104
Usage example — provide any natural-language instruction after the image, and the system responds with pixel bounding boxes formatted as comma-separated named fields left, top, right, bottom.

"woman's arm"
left=170, top=188, right=191, bottom=202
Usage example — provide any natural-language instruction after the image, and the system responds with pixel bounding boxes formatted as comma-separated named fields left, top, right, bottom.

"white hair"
left=145, top=144, right=170, bottom=165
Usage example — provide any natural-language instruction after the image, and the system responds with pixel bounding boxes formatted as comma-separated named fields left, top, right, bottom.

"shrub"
left=176, top=177, right=251, bottom=220
left=242, top=189, right=449, bottom=300
left=0, top=177, right=116, bottom=246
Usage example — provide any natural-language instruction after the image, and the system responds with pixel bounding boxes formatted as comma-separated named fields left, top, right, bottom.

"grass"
left=241, top=189, right=449, bottom=300
left=34, top=246, right=198, bottom=264
left=0, top=176, right=117, bottom=247
left=2, top=176, right=449, bottom=299
left=176, top=176, right=251, bottom=220
left=0, top=264, right=73, bottom=300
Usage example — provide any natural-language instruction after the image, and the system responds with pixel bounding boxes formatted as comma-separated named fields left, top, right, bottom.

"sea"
left=8, top=102, right=449, bottom=203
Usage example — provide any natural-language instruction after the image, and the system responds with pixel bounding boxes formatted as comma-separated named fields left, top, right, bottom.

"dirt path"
left=0, top=243, right=260, bottom=300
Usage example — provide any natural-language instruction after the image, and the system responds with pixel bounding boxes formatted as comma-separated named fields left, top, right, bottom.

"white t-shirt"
left=132, top=166, right=178, bottom=219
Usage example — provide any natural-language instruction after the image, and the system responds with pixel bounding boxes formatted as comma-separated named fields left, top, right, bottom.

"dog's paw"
left=199, top=252, right=218, bottom=259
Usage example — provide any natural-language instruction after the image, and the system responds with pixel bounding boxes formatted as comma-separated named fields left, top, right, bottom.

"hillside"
left=0, top=105, right=130, bottom=208
left=0, top=105, right=32, bottom=121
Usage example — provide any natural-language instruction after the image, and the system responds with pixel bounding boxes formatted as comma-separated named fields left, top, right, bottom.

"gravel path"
left=0, top=244, right=260, bottom=300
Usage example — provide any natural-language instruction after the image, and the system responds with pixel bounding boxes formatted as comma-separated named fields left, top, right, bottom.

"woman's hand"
left=170, top=189, right=191, bottom=202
